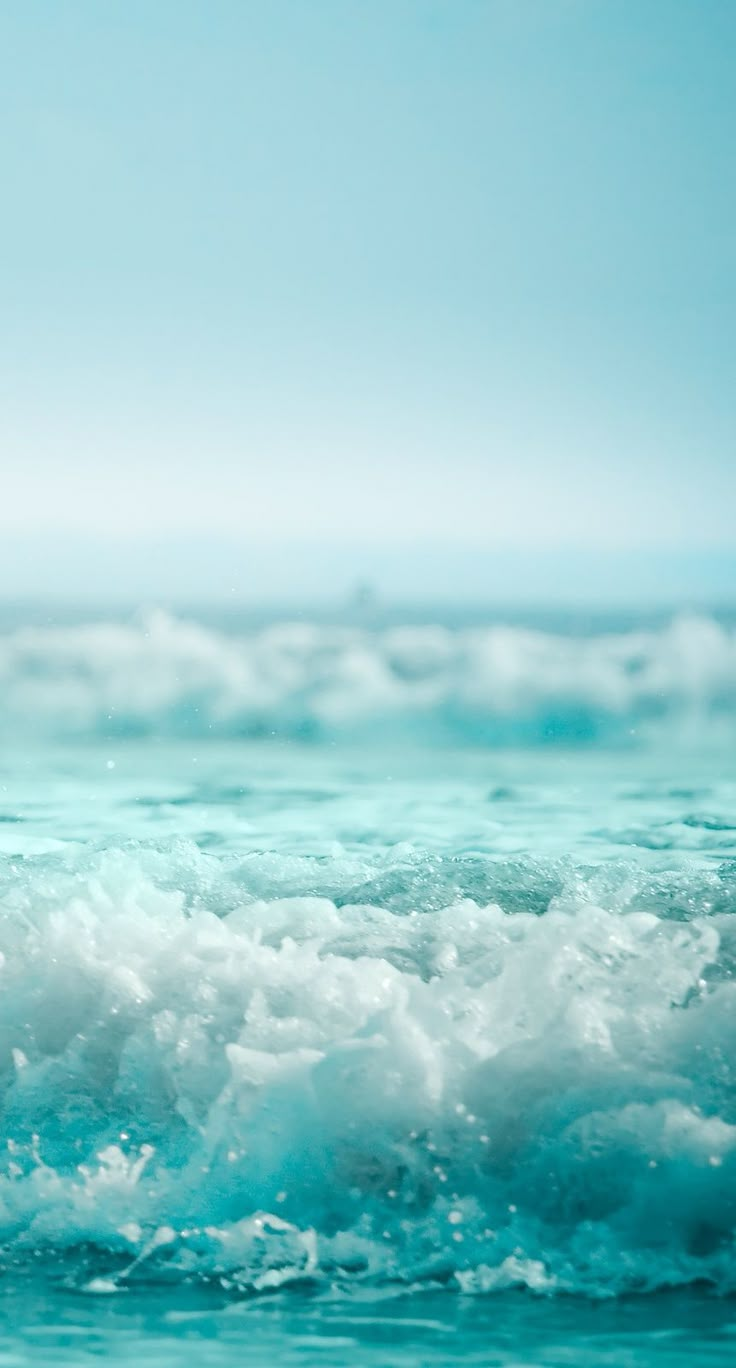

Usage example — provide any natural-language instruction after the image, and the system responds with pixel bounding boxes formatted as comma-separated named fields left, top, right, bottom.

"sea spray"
left=1, top=840, right=735, bottom=1296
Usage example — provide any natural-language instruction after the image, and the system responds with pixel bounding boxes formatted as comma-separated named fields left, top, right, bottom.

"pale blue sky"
left=1, top=1, right=734, bottom=601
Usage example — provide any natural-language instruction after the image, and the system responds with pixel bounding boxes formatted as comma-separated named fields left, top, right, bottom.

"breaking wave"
left=1, top=839, right=736, bottom=1297
left=1, top=611, right=735, bottom=745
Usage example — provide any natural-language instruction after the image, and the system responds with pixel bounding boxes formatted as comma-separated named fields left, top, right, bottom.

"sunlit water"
left=1, top=610, right=735, bottom=1363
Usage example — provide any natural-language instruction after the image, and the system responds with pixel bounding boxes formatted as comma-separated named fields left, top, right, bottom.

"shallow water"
left=1, top=611, right=735, bottom=1362
left=3, top=1280, right=736, bottom=1366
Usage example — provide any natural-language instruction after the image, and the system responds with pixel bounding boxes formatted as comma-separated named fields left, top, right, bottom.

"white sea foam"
left=0, top=612, right=735, bottom=743
left=1, top=840, right=735, bottom=1295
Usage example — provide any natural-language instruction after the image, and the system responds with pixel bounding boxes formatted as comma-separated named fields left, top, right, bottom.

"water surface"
left=1, top=610, right=735, bottom=1363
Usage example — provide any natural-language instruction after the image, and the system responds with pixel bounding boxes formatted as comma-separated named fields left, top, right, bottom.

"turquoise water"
left=1, top=610, right=736, bottom=1363
left=3, top=1281, right=736, bottom=1366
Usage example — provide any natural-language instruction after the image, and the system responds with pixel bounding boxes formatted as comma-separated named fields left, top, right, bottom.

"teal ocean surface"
left=1, top=608, right=736, bottom=1365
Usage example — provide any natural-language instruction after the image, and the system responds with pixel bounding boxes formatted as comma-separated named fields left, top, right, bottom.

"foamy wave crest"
left=1, top=840, right=736, bottom=1296
left=1, top=612, right=735, bottom=744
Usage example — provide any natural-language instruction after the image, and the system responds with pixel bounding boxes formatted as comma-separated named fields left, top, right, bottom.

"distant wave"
left=1, top=611, right=735, bottom=744
left=1, top=840, right=736, bottom=1295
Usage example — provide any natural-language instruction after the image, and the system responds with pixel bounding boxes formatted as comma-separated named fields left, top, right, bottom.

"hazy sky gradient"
left=1, top=1, right=734, bottom=599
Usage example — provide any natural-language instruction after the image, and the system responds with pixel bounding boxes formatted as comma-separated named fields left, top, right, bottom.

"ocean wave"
left=1, top=611, right=735, bottom=744
left=1, top=839, right=736, bottom=1296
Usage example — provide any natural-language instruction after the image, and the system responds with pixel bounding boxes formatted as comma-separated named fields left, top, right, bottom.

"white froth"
left=0, top=841, right=735, bottom=1295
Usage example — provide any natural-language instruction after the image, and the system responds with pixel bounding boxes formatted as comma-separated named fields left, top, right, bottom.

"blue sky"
left=1, top=1, right=734, bottom=601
